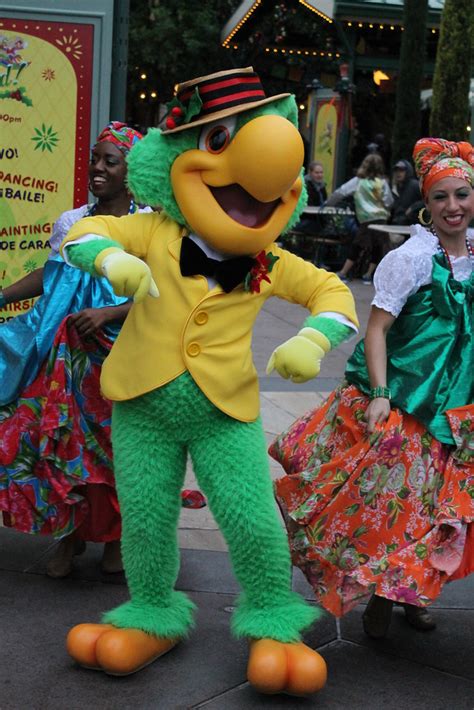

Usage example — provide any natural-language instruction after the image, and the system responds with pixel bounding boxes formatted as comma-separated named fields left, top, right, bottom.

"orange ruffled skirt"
left=269, top=385, right=474, bottom=617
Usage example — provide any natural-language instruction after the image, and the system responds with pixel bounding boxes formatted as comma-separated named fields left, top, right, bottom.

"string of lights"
left=264, top=46, right=339, bottom=58
left=298, top=0, right=332, bottom=24
left=222, top=0, right=262, bottom=47
left=223, top=44, right=340, bottom=58
left=344, top=20, right=438, bottom=33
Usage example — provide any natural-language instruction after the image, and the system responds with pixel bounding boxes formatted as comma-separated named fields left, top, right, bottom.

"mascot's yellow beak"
left=171, top=114, right=304, bottom=255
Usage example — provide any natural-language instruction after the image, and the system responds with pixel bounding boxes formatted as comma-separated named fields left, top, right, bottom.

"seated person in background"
left=390, top=159, right=423, bottom=226
left=293, top=161, right=328, bottom=235
left=328, top=153, right=393, bottom=283
left=305, top=161, right=327, bottom=207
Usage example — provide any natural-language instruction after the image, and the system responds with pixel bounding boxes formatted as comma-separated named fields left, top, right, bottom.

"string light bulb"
left=373, top=69, right=389, bottom=86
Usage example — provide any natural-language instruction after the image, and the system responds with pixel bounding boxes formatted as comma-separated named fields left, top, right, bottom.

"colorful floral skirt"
left=0, top=316, right=205, bottom=542
left=269, top=385, right=474, bottom=617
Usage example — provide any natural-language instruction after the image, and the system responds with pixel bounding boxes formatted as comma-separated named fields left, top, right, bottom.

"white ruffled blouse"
left=372, top=225, right=474, bottom=317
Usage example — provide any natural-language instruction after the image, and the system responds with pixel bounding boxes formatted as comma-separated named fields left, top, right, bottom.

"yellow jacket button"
left=187, top=342, right=201, bottom=357
left=194, top=311, right=208, bottom=325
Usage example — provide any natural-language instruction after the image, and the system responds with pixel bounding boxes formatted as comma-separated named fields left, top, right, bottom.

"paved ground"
left=1, top=280, right=473, bottom=709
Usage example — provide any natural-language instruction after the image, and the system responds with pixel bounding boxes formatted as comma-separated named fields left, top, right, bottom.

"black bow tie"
left=180, top=237, right=255, bottom=293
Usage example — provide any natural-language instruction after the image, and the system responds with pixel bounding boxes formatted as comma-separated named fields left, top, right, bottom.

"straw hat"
left=161, top=66, right=290, bottom=134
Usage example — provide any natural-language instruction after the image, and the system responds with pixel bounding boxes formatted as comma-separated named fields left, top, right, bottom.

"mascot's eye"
left=206, top=126, right=230, bottom=153
left=199, top=116, right=237, bottom=154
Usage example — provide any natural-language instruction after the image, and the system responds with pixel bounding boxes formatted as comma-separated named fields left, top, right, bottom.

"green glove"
left=266, top=328, right=331, bottom=383
left=95, top=248, right=159, bottom=303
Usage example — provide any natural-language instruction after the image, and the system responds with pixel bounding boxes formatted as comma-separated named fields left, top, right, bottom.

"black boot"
left=402, top=604, right=437, bottom=631
left=362, top=594, right=393, bottom=639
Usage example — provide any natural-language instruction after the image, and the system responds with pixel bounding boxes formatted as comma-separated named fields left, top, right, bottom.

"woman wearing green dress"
left=270, top=137, right=474, bottom=639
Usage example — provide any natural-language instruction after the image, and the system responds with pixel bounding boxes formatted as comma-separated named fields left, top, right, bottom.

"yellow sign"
left=0, top=18, right=93, bottom=319
left=312, top=101, right=338, bottom=193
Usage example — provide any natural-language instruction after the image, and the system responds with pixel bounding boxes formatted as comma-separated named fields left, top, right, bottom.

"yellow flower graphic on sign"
left=55, top=35, right=82, bottom=60
left=41, top=67, right=55, bottom=81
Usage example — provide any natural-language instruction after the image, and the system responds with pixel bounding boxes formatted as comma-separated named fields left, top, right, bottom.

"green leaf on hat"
left=185, top=87, right=203, bottom=123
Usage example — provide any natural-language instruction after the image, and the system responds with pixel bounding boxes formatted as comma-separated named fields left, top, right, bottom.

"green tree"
left=127, top=0, right=236, bottom=126
left=429, top=0, right=473, bottom=140
left=391, top=0, right=429, bottom=163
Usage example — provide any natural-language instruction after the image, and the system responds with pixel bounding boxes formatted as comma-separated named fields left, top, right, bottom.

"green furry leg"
left=188, top=407, right=321, bottom=642
left=103, top=592, right=196, bottom=638
left=232, top=593, right=319, bottom=642
left=106, top=391, right=196, bottom=638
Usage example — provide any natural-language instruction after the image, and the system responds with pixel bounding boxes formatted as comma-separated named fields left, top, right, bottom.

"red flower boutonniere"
left=244, top=251, right=279, bottom=294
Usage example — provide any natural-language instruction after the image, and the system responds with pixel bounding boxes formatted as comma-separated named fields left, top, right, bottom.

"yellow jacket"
left=63, top=211, right=358, bottom=421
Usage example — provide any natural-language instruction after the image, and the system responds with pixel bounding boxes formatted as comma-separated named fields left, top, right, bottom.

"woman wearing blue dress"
left=0, top=122, right=147, bottom=577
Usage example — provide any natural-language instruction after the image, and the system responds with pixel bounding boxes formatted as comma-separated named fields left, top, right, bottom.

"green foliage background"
left=391, top=0, right=428, bottom=162
left=429, top=0, right=473, bottom=140
left=128, top=0, right=235, bottom=107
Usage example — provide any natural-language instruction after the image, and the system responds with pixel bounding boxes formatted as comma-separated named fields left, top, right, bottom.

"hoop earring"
left=418, top=207, right=432, bottom=226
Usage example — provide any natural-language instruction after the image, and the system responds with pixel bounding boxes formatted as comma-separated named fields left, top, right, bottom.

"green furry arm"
left=303, top=315, right=353, bottom=348
left=66, top=239, right=124, bottom=275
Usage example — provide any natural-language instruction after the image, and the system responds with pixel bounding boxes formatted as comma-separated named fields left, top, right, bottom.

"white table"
left=367, top=223, right=412, bottom=235
left=303, top=206, right=355, bottom=216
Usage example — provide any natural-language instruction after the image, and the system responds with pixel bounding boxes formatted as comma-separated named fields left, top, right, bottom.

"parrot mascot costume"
left=61, top=67, right=358, bottom=696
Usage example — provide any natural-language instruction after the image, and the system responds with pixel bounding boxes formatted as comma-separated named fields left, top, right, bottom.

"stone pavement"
left=1, top=280, right=473, bottom=709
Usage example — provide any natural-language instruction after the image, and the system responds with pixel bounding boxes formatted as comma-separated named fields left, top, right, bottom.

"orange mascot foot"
left=247, top=639, right=327, bottom=696
left=66, top=623, right=116, bottom=669
left=95, top=628, right=178, bottom=676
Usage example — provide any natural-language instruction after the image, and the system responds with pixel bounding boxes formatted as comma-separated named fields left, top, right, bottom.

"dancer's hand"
left=94, top=248, right=159, bottom=303
left=69, top=308, right=109, bottom=337
left=364, top=398, right=391, bottom=433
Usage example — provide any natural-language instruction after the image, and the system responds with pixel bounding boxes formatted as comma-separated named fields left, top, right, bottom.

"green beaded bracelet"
left=370, top=386, right=391, bottom=400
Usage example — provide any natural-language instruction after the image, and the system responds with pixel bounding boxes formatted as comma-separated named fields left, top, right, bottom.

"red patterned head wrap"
left=94, top=121, right=143, bottom=154
left=413, top=138, right=474, bottom=197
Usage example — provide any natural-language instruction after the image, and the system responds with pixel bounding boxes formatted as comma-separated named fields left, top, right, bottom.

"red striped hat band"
left=178, top=72, right=266, bottom=118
